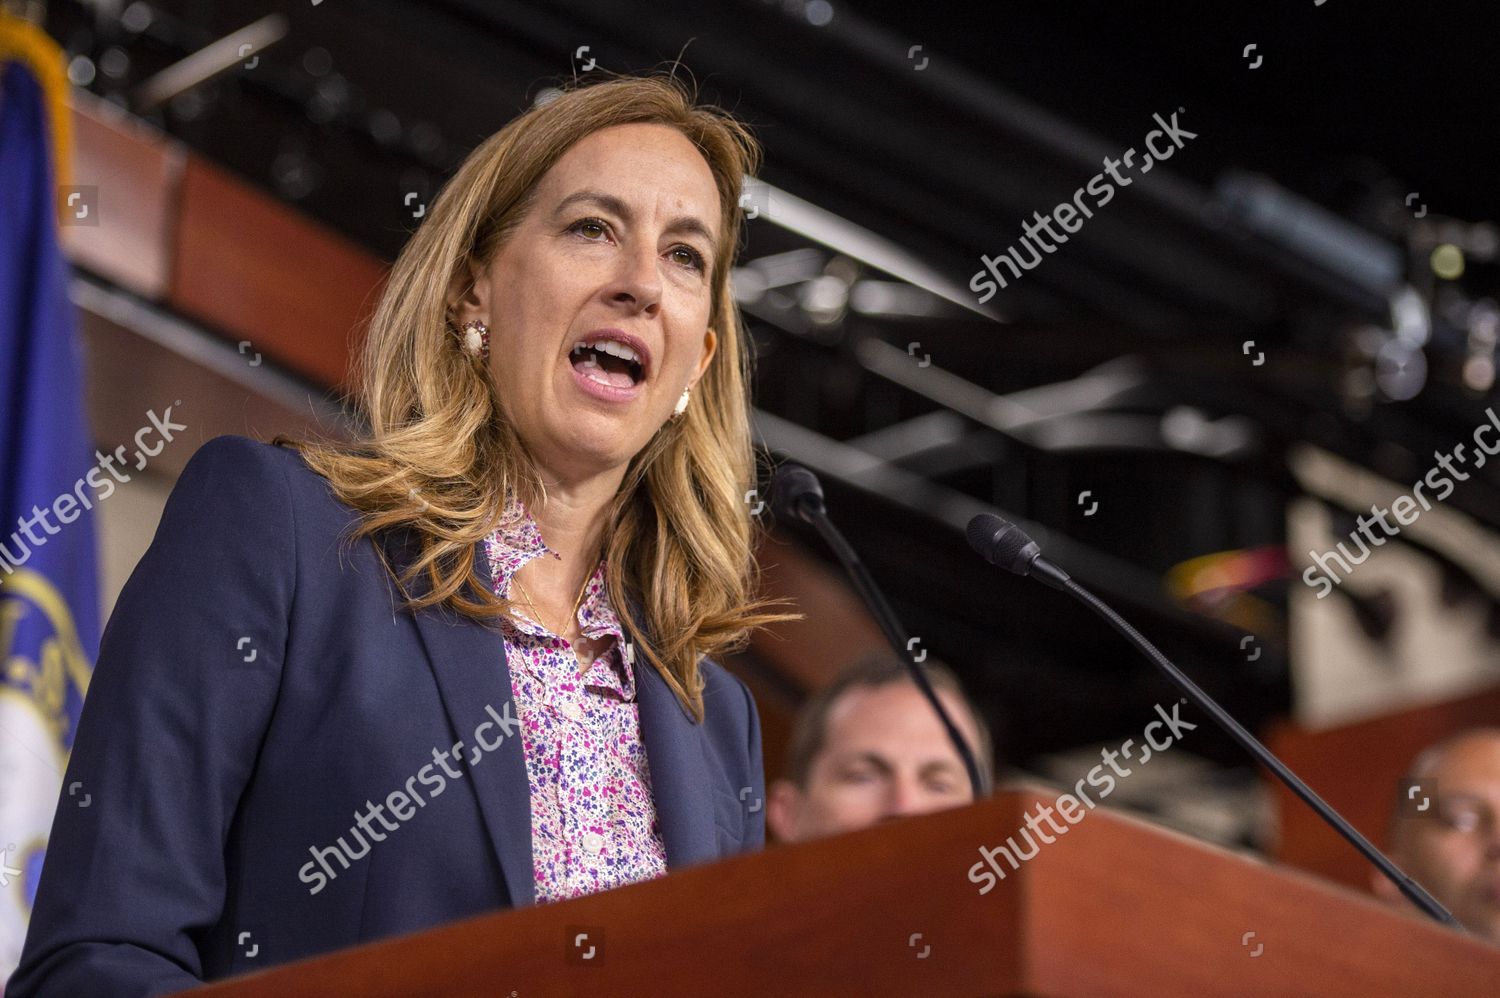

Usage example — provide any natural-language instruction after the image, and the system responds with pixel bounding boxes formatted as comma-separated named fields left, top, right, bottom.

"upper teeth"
left=575, top=339, right=641, bottom=366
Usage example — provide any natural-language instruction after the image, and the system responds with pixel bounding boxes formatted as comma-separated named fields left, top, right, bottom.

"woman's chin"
left=538, top=423, right=649, bottom=481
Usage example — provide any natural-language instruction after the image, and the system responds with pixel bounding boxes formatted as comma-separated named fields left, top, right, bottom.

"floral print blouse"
left=482, top=502, right=669, bottom=904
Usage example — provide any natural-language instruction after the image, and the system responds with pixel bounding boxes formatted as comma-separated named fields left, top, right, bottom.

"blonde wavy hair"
left=278, top=73, right=795, bottom=723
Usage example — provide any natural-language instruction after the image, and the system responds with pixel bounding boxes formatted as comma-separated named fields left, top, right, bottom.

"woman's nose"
left=609, top=240, right=662, bottom=313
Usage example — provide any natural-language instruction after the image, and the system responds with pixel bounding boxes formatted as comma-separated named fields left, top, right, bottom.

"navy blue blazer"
left=8, top=435, right=765, bottom=997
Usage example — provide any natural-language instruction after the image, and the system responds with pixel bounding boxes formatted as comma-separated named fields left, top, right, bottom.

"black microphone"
left=966, top=512, right=1461, bottom=929
left=771, top=465, right=826, bottom=524
left=965, top=514, right=1071, bottom=590
left=771, top=465, right=985, bottom=800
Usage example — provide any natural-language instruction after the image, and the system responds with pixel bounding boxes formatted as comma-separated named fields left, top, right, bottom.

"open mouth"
left=570, top=339, right=645, bottom=388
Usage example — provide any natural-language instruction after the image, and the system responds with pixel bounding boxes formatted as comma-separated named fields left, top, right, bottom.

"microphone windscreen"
left=966, top=513, right=1040, bottom=575
left=771, top=464, right=824, bottom=523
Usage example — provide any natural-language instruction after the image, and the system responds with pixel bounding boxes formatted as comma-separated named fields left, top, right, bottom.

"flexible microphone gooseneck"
left=771, top=465, right=984, bottom=800
left=965, top=512, right=1460, bottom=929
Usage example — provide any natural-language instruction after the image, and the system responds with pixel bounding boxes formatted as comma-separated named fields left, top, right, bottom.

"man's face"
left=767, top=682, right=983, bottom=843
left=1378, top=734, right=1500, bottom=943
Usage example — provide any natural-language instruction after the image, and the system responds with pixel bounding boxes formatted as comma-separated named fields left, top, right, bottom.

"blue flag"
left=0, top=54, right=100, bottom=979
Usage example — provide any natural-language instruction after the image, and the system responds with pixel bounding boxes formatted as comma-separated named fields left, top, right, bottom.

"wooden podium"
left=182, top=784, right=1500, bottom=997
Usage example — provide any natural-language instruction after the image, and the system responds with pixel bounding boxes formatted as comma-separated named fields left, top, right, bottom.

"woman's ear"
left=691, top=326, right=718, bottom=387
left=446, top=256, right=489, bottom=324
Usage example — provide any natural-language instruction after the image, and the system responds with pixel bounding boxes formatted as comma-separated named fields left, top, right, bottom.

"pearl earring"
left=672, top=387, right=691, bottom=418
left=459, top=320, right=489, bottom=360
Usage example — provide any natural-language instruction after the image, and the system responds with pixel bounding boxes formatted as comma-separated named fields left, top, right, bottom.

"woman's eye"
left=670, top=246, right=705, bottom=271
left=571, top=218, right=609, bottom=240
left=568, top=220, right=701, bottom=272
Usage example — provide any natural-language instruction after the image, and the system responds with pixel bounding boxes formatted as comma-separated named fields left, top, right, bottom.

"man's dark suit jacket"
left=7, top=435, right=765, bottom=997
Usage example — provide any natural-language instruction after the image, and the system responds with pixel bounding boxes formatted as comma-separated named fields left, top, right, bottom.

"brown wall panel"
left=748, top=531, right=888, bottom=691
left=1267, top=683, right=1500, bottom=890
left=170, top=156, right=387, bottom=389
left=61, top=93, right=182, bottom=299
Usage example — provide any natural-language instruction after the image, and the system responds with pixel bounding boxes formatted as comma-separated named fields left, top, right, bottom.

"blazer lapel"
left=384, top=529, right=536, bottom=909
left=383, top=527, right=722, bottom=901
left=627, top=601, right=719, bottom=870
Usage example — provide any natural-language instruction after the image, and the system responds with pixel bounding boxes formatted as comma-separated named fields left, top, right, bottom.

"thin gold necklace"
left=510, top=570, right=590, bottom=638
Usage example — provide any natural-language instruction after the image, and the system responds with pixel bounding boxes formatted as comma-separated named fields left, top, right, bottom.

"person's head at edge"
left=766, top=652, right=995, bottom=843
left=1374, top=727, right=1500, bottom=943
left=279, top=73, right=796, bottom=722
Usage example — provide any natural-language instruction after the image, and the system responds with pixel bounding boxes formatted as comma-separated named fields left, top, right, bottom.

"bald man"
left=1374, top=728, right=1500, bottom=943
left=766, top=653, right=994, bottom=844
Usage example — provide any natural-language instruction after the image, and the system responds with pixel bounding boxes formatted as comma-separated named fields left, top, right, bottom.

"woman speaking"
left=11, top=73, right=790, bottom=995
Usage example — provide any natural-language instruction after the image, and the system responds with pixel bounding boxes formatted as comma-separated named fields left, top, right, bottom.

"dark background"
left=46, top=0, right=1500, bottom=839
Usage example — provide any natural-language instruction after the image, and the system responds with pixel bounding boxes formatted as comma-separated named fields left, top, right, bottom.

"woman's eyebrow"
left=553, top=189, right=716, bottom=255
